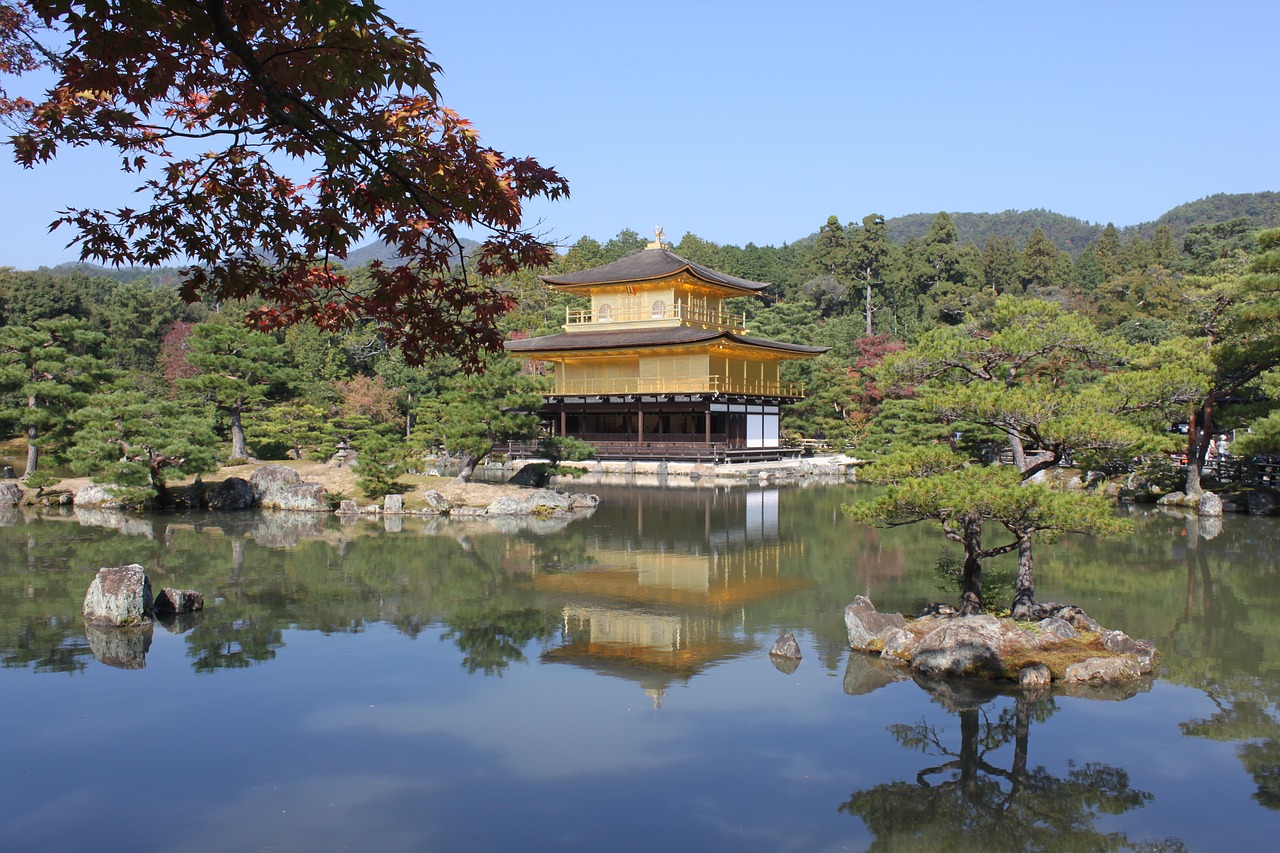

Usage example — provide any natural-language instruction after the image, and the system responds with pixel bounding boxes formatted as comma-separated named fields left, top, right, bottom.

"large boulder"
left=1248, top=491, right=1277, bottom=516
left=419, top=490, right=451, bottom=514
left=261, top=482, right=327, bottom=512
left=486, top=496, right=529, bottom=515
left=249, top=464, right=301, bottom=505
left=1101, top=629, right=1159, bottom=674
left=206, top=476, right=255, bottom=510
left=384, top=494, right=403, bottom=515
left=74, top=483, right=131, bottom=510
left=0, top=482, right=23, bottom=506
left=909, top=615, right=1023, bottom=679
left=83, top=564, right=153, bottom=627
left=1062, top=656, right=1141, bottom=683
left=1198, top=491, right=1224, bottom=517
left=844, top=596, right=907, bottom=651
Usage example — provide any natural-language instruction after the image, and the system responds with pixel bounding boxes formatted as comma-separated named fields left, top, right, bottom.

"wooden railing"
left=550, top=376, right=805, bottom=398
left=565, top=303, right=746, bottom=331
left=506, top=440, right=803, bottom=464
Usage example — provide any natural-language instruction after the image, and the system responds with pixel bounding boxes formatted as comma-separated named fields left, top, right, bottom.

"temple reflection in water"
left=536, top=486, right=808, bottom=706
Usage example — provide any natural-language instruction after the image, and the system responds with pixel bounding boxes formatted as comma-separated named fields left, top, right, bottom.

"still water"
left=0, top=482, right=1277, bottom=852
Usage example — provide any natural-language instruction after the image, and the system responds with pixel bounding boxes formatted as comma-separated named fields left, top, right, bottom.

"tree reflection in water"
left=839, top=676, right=1183, bottom=852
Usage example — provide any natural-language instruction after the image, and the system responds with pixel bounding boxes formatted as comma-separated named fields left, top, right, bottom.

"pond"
left=0, top=482, right=1277, bottom=851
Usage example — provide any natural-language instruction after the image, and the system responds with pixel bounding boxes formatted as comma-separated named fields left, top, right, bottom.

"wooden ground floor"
left=519, top=394, right=800, bottom=463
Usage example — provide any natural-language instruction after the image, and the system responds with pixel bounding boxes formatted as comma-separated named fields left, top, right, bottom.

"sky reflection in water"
left=1, top=483, right=1278, bottom=851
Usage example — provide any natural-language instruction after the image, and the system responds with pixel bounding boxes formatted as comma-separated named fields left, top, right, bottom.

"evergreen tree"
left=180, top=322, right=300, bottom=461
left=68, top=387, right=219, bottom=505
left=413, top=354, right=545, bottom=482
left=0, top=318, right=113, bottom=479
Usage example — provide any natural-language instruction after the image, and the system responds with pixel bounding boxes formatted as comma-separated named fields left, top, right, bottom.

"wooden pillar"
left=559, top=408, right=566, bottom=437
left=637, top=399, right=643, bottom=443
left=705, top=409, right=711, bottom=444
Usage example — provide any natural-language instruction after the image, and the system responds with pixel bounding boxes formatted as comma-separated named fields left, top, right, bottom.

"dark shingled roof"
left=541, top=247, right=770, bottom=294
left=505, top=326, right=828, bottom=356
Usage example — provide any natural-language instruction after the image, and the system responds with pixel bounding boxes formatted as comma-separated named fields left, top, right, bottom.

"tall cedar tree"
left=0, top=1, right=568, bottom=366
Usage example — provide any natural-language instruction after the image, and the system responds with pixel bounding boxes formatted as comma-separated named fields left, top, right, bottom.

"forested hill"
left=879, top=191, right=1280, bottom=255
left=886, top=210, right=1101, bottom=254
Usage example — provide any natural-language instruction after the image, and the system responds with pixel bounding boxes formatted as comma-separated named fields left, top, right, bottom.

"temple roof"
left=504, top=326, right=828, bottom=356
left=541, top=247, right=770, bottom=294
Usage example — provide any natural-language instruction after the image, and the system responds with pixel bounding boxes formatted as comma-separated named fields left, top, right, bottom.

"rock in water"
left=770, top=632, right=802, bottom=659
left=83, top=564, right=153, bottom=626
left=154, top=588, right=204, bottom=615
left=844, top=596, right=907, bottom=651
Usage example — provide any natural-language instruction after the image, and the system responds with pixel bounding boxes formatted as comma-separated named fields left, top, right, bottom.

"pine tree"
left=0, top=319, right=113, bottom=479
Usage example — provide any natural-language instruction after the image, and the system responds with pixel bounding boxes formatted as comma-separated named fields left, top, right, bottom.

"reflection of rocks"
left=843, top=650, right=911, bottom=695
left=157, top=611, right=202, bottom=634
left=248, top=511, right=328, bottom=547
left=0, top=506, right=21, bottom=526
left=83, top=564, right=153, bottom=626
left=912, top=670, right=1004, bottom=711
left=843, top=597, right=1157, bottom=687
left=770, top=653, right=801, bottom=675
left=74, top=507, right=156, bottom=538
left=84, top=621, right=152, bottom=669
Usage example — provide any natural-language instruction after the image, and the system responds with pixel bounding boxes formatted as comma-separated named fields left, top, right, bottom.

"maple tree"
left=0, top=1, right=568, bottom=366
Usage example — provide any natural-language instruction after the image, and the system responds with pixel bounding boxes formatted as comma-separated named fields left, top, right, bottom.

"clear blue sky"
left=1, top=0, right=1277, bottom=269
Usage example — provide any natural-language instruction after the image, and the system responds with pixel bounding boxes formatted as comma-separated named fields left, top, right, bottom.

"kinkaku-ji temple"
left=504, top=231, right=827, bottom=462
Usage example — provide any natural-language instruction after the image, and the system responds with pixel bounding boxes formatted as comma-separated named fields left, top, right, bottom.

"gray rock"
left=569, top=492, right=600, bottom=509
left=769, top=631, right=802, bottom=659
left=1198, top=491, right=1224, bottom=517
left=910, top=615, right=1026, bottom=679
left=83, top=564, right=153, bottom=626
left=1101, top=630, right=1159, bottom=674
left=1, top=465, right=14, bottom=479
left=1019, top=663, right=1052, bottom=689
left=879, top=627, right=915, bottom=660
left=528, top=489, right=573, bottom=511
left=844, top=596, right=907, bottom=651
left=336, top=499, right=359, bottom=515
left=0, top=481, right=23, bottom=506
left=206, top=476, right=255, bottom=510
left=248, top=463, right=301, bottom=502
left=487, top=496, right=530, bottom=515
left=1157, top=491, right=1188, bottom=507
left=261, top=482, right=327, bottom=512
left=1248, top=491, right=1277, bottom=516
left=1037, top=616, right=1078, bottom=641
left=419, top=490, right=451, bottom=514
left=154, top=587, right=204, bottom=615
left=384, top=494, right=403, bottom=515
left=1062, top=656, right=1141, bottom=683
left=74, top=483, right=130, bottom=509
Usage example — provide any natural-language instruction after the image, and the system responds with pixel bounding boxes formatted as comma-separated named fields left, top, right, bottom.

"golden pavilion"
left=504, top=230, right=827, bottom=461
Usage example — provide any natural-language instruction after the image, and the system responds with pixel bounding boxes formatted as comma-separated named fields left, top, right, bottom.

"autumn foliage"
left=0, top=1, right=568, bottom=366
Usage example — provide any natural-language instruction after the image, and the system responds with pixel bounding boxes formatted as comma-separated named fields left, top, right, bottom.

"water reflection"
left=536, top=488, right=808, bottom=706
left=839, top=677, right=1181, bottom=852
